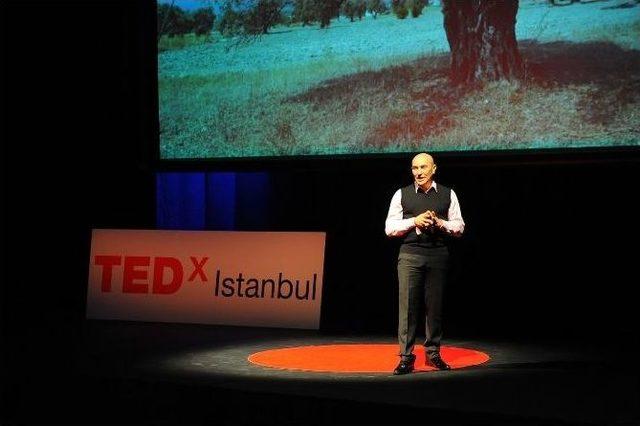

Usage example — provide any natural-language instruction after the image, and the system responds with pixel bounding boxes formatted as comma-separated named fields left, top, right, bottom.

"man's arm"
left=434, top=189, right=465, bottom=236
left=385, top=189, right=416, bottom=237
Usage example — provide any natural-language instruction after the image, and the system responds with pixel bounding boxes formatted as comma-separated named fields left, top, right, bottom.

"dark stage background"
left=3, top=1, right=639, bottom=425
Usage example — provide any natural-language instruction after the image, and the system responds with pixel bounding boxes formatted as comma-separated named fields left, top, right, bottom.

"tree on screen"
left=244, top=0, right=286, bottom=34
left=410, top=0, right=426, bottom=18
left=391, top=0, right=409, bottom=19
left=316, top=1, right=344, bottom=28
left=192, top=8, right=216, bottom=35
left=341, top=0, right=366, bottom=22
left=217, top=3, right=244, bottom=36
left=367, top=0, right=388, bottom=19
left=292, top=0, right=317, bottom=26
left=442, top=0, right=523, bottom=84
left=342, top=0, right=358, bottom=22
left=157, top=3, right=193, bottom=37
left=291, top=0, right=344, bottom=28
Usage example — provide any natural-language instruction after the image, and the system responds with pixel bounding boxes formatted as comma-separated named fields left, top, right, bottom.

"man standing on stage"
left=385, top=153, right=465, bottom=375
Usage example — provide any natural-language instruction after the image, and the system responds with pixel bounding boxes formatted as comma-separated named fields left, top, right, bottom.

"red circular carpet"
left=248, top=344, right=489, bottom=373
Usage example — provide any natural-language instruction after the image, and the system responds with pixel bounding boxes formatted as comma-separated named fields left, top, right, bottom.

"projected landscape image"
left=158, top=0, right=640, bottom=159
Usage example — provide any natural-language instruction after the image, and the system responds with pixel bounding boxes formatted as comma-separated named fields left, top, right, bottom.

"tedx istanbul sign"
left=87, top=229, right=326, bottom=329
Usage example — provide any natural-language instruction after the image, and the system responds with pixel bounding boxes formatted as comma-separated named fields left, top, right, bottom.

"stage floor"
left=12, top=321, right=639, bottom=425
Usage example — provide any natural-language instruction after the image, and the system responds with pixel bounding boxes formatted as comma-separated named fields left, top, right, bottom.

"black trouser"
left=397, top=248, right=449, bottom=361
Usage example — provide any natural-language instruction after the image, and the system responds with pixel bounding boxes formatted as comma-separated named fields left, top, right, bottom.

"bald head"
left=411, top=152, right=437, bottom=190
left=412, top=153, right=434, bottom=166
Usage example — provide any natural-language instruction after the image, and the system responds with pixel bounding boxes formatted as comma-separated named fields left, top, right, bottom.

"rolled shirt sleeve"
left=441, top=189, right=465, bottom=235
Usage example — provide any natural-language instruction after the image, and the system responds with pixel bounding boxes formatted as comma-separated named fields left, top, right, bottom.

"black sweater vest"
left=400, top=183, right=451, bottom=253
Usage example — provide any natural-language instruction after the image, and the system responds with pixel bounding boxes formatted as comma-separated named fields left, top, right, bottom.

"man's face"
left=411, top=154, right=436, bottom=188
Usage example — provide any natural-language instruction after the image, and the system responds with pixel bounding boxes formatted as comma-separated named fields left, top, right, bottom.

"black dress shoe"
left=427, top=355, right=451, bottom=370
left=393, top=358, right=415, bottom=375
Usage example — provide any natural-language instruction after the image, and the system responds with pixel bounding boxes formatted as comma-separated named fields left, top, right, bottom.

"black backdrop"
left=3, top=1, right=639, bottom=421
left=270, top=159, right=640, bottom=340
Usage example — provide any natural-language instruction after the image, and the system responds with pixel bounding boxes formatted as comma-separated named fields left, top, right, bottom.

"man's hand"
left=414, top=212, right=434, bottom=230
left=425, top=211, right=447, bottom=231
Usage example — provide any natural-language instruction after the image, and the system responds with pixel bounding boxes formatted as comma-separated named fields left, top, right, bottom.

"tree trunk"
left=442, top=0, right=523, bottom=85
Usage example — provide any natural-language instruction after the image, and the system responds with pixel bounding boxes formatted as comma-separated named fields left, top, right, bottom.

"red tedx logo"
left=94, top=256, right=209, bottom=294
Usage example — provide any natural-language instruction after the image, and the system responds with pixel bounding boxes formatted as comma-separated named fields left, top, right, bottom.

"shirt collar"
left=414, top=181, right=437, bottom=193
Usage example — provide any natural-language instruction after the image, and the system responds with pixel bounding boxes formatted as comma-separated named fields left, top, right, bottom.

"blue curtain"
left=156, top=172, right=269, bottom=230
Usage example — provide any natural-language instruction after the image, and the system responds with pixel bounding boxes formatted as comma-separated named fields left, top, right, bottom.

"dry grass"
left=430, top=82, right=587, bottom=149
left=283, top=40, right=640, bottom=153
left=161, top=40, right=639, bottom=158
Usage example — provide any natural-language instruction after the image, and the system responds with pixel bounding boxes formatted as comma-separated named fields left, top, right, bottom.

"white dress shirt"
left=385, top=182, right=465, bottom=237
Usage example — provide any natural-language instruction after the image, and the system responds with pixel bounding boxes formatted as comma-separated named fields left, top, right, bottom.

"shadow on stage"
left=5, top=321, right=638, bottom=426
